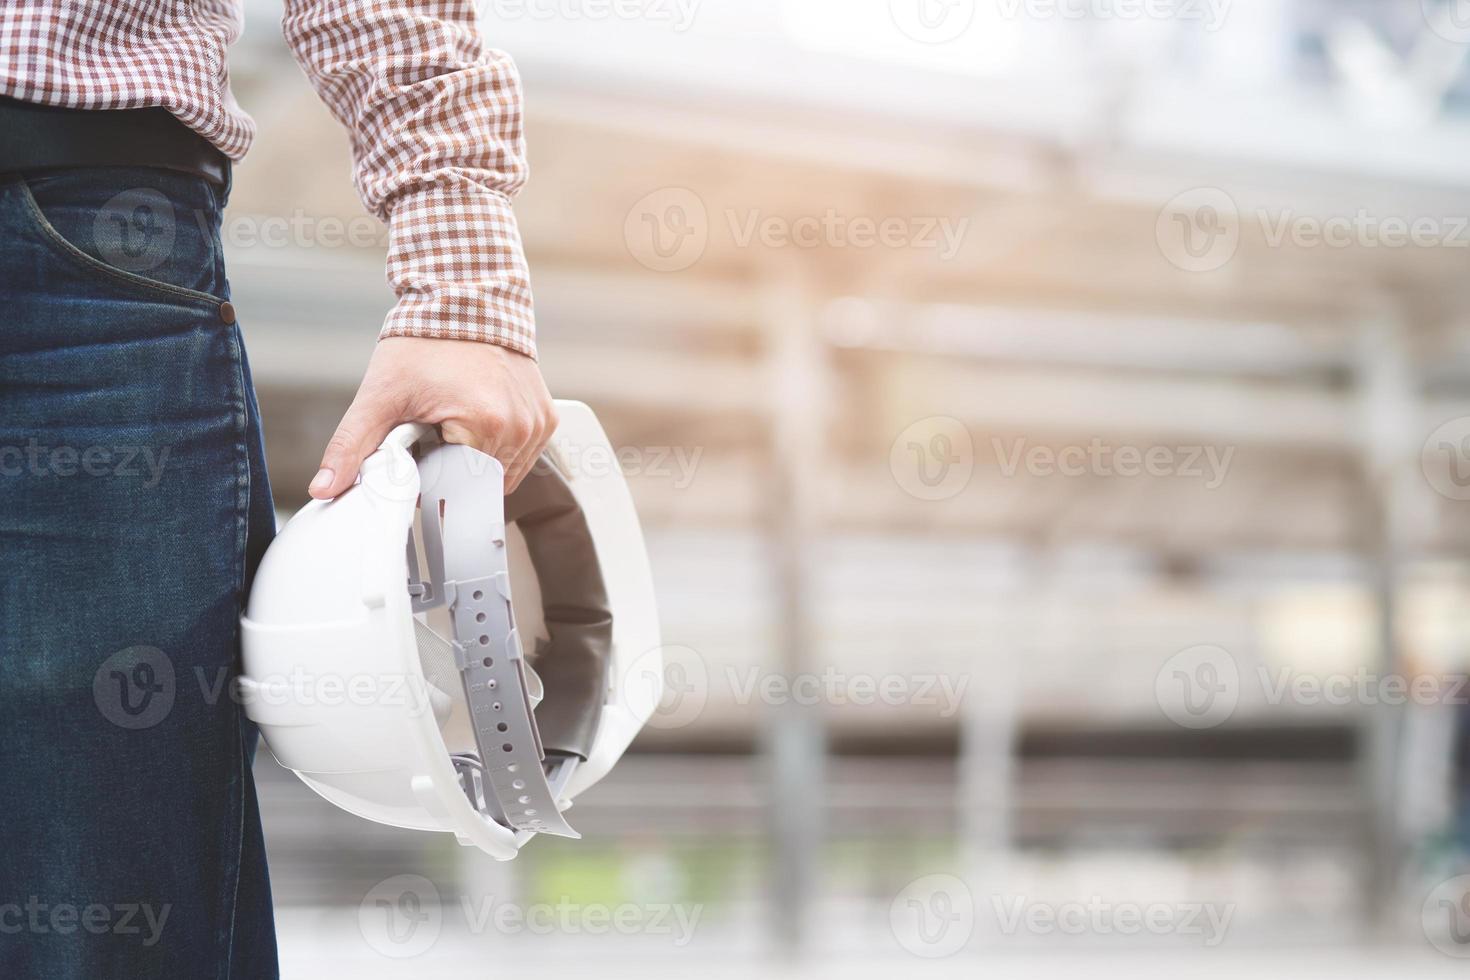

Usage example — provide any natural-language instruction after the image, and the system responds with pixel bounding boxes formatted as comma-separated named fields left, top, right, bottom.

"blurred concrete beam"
left=823, top=298, right=1353, bottom=379
left=761, top=280, right=827, bottom=957
left=540, top=347, right=765, bottom=416
left=884, top=362, right=1354, bottom=450
left=1351, top=301, right=1424, bottom=931
left=529, top=91, right=1053, bottom=193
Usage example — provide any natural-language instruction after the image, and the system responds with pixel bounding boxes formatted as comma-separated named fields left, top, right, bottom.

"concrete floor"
left=275, top=901, right=1467, bottom=980
left=278, top=934, right=1463, bottom=980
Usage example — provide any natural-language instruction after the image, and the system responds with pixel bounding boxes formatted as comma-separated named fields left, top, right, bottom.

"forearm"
left=282, top=0, right=535, bottom=355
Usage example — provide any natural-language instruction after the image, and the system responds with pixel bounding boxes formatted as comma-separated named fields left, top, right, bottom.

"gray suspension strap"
left=409, top=442, right=579, bottom=840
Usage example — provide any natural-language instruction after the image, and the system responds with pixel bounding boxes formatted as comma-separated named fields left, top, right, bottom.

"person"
left=0, top=2, right=554, bottom=975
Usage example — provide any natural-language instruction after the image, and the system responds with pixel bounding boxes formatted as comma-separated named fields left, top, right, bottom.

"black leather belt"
left=0, top=96, right=229, bottom=187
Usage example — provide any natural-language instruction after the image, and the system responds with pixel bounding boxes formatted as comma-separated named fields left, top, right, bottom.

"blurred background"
left=227, top=0, right=1470, bottom=975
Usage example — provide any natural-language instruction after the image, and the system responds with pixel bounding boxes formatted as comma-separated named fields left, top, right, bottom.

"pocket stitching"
left=17, top=179, right=223, bottom=309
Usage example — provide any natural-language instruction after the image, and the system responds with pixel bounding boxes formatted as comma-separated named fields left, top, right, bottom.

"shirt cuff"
left=378, top=182, right=537, bottom=359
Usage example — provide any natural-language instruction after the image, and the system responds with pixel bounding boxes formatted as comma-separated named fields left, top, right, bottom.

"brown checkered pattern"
left=0, top=0, right=536, bottom=356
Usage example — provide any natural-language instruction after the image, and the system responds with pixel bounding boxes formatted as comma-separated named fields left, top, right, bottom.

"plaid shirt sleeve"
left=282, top=0, right=536, bottom=358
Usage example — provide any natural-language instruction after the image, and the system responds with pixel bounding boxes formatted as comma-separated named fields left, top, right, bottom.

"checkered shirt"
left=0, top=0, right=536, bottom=356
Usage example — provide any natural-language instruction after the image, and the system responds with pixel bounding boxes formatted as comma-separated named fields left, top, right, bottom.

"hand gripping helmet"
left=239, top=402, right=661, bottom=860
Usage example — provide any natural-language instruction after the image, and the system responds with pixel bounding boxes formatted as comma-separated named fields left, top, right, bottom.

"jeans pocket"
left=17, top=171, right=224, bottom=308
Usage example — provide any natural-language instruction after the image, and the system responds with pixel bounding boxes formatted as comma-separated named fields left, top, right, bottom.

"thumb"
left=310, top=396, right=399, bottom=499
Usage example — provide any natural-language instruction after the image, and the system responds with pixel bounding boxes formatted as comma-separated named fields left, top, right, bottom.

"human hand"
left=309, top=336, right=557, bottom=499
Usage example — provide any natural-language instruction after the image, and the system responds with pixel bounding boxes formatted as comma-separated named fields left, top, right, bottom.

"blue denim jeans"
left=0, top=167, right=278, bottom=978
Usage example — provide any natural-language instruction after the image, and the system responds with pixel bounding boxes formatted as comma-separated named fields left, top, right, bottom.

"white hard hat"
left=239, top=402, right=662, bottom=860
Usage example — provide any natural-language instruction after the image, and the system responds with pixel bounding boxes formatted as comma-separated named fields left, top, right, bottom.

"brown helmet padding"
left=505, top=459, right=612, bottom=760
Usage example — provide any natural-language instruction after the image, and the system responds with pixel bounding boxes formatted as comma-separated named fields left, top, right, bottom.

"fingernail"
left=309, top=468, right=335, bottom=494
